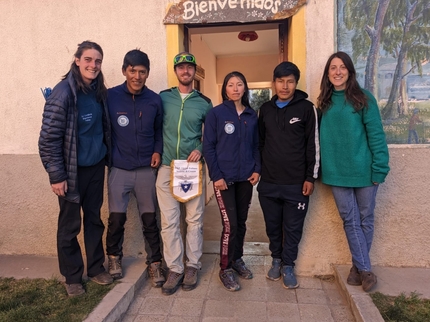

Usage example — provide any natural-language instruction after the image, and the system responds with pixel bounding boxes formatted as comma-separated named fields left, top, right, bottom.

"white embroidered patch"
left=289, top=117, right=301, bottom=124
left=117, top=115, right=129, bottom=127
left=224, top=123, right=235, bottom=134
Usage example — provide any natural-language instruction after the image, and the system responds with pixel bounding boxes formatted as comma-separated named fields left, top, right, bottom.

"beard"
left=179, top=76, right=193, bottom=86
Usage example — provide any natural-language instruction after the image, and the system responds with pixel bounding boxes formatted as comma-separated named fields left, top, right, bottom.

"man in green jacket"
left=157, top=52, right=212, bottom=295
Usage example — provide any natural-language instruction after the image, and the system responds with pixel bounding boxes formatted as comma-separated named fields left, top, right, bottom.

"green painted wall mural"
left=338, top=0, right=430, bottom=144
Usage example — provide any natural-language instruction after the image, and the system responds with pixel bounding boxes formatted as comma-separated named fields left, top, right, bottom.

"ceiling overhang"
left=164, top=0, right=306, bottom=24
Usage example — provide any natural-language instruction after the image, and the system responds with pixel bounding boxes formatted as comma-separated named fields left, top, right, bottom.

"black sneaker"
left=161, top=270, right=184, bottom=295
left=281, top=265, right=299, bottom=289
left=266, top=258, right=282, bottom=281
left=231, top=258, right=253, bottom=279
left=219, top=268, right=240, bottom=291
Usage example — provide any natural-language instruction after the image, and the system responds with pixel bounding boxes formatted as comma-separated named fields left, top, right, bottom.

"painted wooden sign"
left=164, top=0, right=306, bottom=24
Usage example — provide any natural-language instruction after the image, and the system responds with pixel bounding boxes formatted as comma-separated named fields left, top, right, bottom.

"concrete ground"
left=120, top=253, right=355, bottom=322
left=1, top=193, right=430, bottom=321
left=1, top=253, right=430, bottom=322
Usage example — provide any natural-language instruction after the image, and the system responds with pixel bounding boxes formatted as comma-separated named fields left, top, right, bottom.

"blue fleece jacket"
left=108, top=82, right=163, bottom=170
left=76, top=89, right=107, bottom=166
left=203, top=100, right=261, bottom=183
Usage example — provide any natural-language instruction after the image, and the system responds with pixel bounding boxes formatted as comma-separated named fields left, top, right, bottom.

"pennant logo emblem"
left=181, top=182, right=192, bottom=193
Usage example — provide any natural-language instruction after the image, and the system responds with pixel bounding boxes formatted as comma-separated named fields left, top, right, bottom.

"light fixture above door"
left=238, top=31, right=258, bottom=42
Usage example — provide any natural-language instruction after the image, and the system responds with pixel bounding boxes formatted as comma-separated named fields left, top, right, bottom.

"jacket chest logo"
left=224, top=122, right=235, bottom=134
left=117, top=115, right=129, bottom=127
left=289, top=117, right=301, bottom=124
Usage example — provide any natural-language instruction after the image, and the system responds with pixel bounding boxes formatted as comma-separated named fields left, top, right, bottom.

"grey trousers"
left=106, top=166, right=162, bottom=263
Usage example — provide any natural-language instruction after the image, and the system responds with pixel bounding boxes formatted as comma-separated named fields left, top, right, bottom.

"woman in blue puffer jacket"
left=38, top=41, right=112, bottom=297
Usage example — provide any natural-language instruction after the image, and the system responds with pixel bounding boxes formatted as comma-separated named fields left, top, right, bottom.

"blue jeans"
left=331, top=185, right=379, bottom=272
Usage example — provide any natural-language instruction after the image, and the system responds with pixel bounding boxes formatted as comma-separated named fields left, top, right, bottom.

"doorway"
left=181, top=21, right=289, bottom=246
left=185, top=21, right=288, bottom=106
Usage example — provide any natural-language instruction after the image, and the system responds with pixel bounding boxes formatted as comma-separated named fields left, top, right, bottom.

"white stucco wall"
left=1, top=0, right=429, bottom=275
left=306, top=0, right=336, bottom=102
left=0, top=0, right=171, bottom=258
left=0, top=0, right=171, bottom=155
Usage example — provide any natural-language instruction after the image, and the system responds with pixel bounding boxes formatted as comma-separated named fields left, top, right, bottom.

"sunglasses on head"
left=174, top=54, right=196, bottom=64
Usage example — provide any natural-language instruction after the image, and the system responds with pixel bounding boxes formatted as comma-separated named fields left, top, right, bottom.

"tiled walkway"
left=121, top=254, right=355, bottom=322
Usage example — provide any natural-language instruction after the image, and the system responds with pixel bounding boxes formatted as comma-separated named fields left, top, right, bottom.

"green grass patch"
left=370, top=292, right=430, bottom=322
left=0, top=277, right=116, bottom=322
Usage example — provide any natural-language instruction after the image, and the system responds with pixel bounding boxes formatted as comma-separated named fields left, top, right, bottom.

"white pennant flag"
left=170, top=160, right=202, bottom=202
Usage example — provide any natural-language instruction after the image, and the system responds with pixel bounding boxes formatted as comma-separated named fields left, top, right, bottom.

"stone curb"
left=333, top=265, right=384, bottom=322
left=83, top=257, right=148, bottom=322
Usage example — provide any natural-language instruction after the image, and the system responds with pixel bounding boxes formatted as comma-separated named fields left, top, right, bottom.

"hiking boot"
left=361, top=271, right=377, bottom=292
left=282, top=265, right=299, bottom=289
left=266, top=258, right=282, bottom=281
left=148, top=262, right=165, bottom=288
left=108, top=255, right=123, bottom=280
left=182, top=266, right=198, bottom=291
left=65, top=283, right=85, bottom=297
left=347, top=265, right=362, bottom=286
left=231, top=258, right=253, bottom=279
left=219, top=268, right=240, bottom=291
left=89, top=271, right=113, bottom=285
left=161, top=270, right=184, bottom=295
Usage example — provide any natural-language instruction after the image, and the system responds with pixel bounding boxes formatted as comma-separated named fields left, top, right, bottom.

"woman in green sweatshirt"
left=317, top=51, right=389, bottom=293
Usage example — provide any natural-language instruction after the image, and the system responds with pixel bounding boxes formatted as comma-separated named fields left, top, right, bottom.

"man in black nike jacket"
left=258, top=61, right=320, bottom=289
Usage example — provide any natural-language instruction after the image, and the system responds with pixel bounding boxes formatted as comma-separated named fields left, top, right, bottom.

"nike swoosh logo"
left=289, top=118, right=301, bottom=124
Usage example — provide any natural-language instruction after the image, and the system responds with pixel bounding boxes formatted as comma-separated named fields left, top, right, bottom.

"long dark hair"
left=62, top=40, right=107, bottom=102
left=221, top=71, right=251, bottom=107
left=317, top=51, right=368, bottom=113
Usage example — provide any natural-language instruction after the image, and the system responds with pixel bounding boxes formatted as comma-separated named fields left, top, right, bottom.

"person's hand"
left=248, top=172, right=260, bottom=186
left=302, top=181, right=314, bottom=196
left=187, top=150, right=202, bottom=162
left=214, top=178, right=228, bottom=190
left=151, top=153, right=161, bottom=168
left=51, top=180, right=67, bottom=197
